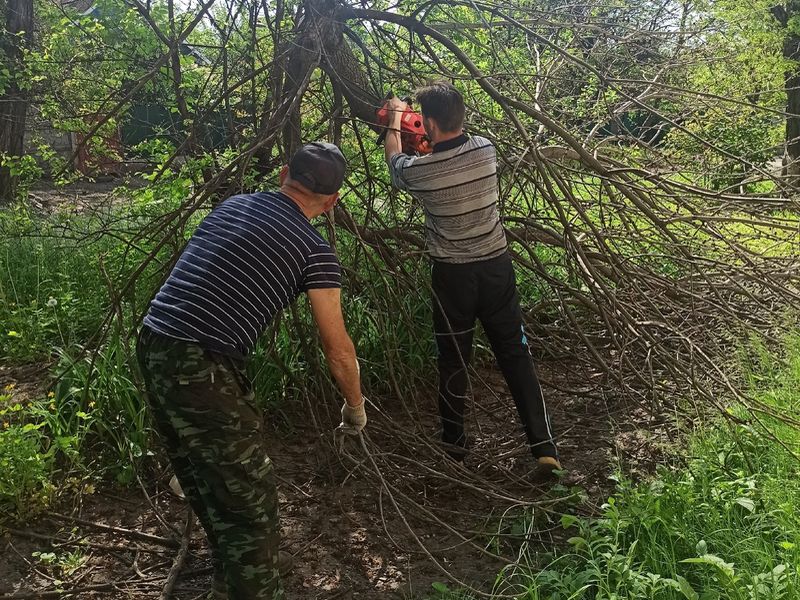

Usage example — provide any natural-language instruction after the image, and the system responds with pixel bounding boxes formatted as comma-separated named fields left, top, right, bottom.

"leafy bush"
left=0, top=419, right=54, bottom=520
left=0, top=154, right=43, bottom=200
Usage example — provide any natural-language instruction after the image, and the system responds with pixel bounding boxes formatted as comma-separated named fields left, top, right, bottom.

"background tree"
left=0, top=0, right=34, bottom=202
left=771, top=0, right=800, bottom=185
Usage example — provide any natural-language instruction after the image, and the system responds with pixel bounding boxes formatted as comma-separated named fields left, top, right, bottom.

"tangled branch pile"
left=7, top=0, right=800, bottom=590
left=57, top=0, right=797, bottom=415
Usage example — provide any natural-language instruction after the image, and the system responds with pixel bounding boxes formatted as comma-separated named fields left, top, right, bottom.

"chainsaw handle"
left=375, top=91, right=430, bottom=154
left=376, top=91, right=401, bottom=146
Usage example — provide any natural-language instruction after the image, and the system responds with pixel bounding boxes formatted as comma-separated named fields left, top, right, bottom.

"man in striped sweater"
left=137, top=142, right=366, bottom=599
left=383, top=82, right=561, bottom=479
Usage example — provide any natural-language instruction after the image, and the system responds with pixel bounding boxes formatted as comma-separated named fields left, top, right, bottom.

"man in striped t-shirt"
left=137, top=142, right=366, bottom=599
left=384, top=82, right=560, bottom=480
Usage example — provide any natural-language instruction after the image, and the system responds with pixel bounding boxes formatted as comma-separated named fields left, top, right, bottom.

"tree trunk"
left=772, top=3, right=800, bottom=188
left=0, top=0, right=33, bottom=203
left=323, top=6, right=382, bottom=124
left=784, top=36, right=800, bottom=186
left=279, top=0, right=382, bottom=158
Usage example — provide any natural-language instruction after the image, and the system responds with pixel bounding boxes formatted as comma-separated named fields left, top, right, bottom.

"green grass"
left=0, top=197, right=176, bottom=363
left=0, top=228, right=109, bottom=361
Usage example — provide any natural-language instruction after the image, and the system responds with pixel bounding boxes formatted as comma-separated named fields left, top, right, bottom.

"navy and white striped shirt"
left=389, top=134, right=508, bottom=264
left=144, top=192, right=341, bottom=358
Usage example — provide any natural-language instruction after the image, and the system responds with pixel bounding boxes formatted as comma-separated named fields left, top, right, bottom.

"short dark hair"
left=415, top=81, right=465, bottom=133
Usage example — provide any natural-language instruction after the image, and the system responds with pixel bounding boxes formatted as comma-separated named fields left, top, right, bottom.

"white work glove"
left=339, top=396, right=367, bottom=433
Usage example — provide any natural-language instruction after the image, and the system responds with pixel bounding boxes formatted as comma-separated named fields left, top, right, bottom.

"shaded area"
left=0, top=362, right=667, bottom=598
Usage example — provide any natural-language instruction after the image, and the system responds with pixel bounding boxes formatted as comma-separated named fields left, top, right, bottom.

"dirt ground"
left=0, top=362, right=672, bottom=599
left=27, top=178, right=147, bottom=213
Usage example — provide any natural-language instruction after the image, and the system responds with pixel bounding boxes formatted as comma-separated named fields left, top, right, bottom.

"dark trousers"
left=432, top=253, right=558, bottom=459
left=136, top=326, right=283, bottom=599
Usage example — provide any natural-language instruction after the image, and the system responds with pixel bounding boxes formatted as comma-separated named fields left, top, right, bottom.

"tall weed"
left=35, top=333, right=150, bottom=483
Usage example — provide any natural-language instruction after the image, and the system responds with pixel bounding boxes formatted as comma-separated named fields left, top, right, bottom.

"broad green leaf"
left=681, top=555, right=735, bottom=580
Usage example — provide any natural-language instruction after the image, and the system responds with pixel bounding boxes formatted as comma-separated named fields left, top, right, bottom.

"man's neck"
left=279, top=186, right=315, bottom=220
left=429, top=129, right=463, bottom=146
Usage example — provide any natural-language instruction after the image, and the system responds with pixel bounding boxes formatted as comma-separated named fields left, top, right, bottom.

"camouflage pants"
left=136, top=326, right=283, bottom=599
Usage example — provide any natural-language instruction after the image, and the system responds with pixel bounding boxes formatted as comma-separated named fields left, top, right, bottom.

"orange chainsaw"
left=376, top=93, right=433, bottom=155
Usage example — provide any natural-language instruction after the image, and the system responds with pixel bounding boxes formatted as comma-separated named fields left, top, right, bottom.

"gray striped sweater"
left=389, top=134, right=508, bottom=263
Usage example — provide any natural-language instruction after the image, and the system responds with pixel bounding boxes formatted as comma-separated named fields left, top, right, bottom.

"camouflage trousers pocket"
left=209, top=356, right=253, bottom=400
left=190, top=413, right=277, bottom=521
left=216, top=451, right=277, bottom=521
left=175, top=363, right=219, bottom=386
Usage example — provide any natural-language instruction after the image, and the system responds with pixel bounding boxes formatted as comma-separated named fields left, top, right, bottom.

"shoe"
left=441, top=436, right=470, bottom=462
left=277, top=550, right=294, bottom=576
left=168, top=474, right=186, bottom=500
left=531, top=456, right=562, bottom=482
left=444, top=444, right=468, bottom=462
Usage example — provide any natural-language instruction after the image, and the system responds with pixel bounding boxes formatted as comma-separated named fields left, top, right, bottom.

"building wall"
left=23, top=108, right=74, bottom=173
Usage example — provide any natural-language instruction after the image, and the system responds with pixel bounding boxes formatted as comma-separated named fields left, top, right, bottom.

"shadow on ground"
left=0, top=362, right=672, bottom=599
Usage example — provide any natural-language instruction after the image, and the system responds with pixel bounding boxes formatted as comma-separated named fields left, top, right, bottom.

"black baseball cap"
left=288, top=142, right=346, bottom=194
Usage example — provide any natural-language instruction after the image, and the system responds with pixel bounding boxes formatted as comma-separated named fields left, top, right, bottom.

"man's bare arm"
left=384, top=96, right=406, bottom=163
left=307, top=287, right=362, bottom=406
